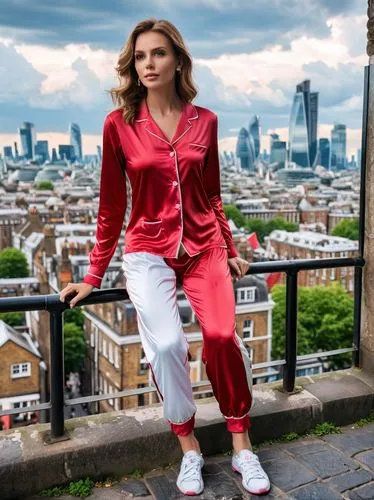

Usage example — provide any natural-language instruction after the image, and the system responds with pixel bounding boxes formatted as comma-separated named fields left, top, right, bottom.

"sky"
left=0, top=0, right=367, bottom=157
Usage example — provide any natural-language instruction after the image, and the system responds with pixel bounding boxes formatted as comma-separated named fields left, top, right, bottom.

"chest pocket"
left=188, top=143, right=208, bottom=163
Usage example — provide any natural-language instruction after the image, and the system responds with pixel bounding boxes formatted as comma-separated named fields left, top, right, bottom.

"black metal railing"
left=0, top=255, right=365, bottom=441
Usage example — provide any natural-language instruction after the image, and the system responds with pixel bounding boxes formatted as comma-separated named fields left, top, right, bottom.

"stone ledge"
left=1, top=368, right=374, bottom=499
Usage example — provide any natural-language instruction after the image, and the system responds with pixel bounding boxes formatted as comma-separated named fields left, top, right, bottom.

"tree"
left=36, top=181, right=54, bottom=190
left=223, top=205, right=246, bottom=228
left=0, top=312, right=25, bottom=327
left=246, top=218, right=267, bottom=243
left=331, top=219, right=359, bottom=241
left=266, top=216, right=298, bottom=234
left=0, top=248, right=29, bottom=278
left=245, top=216, right=297, bottom=244
left=272, top=283, right=353, bottom=370
left=64, top=307, right=85, bottom=328
left=64, top=322, right=87, bottom=374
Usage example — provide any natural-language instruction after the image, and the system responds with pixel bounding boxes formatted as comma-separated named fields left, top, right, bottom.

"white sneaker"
left=232, top=449, right=270, bottom=495
left=176, top=450, right=204, bottom=496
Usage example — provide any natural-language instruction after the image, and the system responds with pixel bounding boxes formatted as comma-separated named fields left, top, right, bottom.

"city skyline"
left=0, top=0, right=365, bottom=156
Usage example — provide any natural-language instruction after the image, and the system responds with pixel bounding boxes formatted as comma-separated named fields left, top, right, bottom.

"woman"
left=59, top=18, right=270, bottom=496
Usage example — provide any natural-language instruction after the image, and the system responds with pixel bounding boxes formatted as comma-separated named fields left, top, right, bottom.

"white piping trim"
left=222, top=412, right=250, bottom=420
left=189, top=143, right=207, bottom=149
left=87, top=272, right=103, bottom=280
left=135, top=118, right=147, bottom=122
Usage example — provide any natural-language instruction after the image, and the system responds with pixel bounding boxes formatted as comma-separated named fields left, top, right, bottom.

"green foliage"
left=331, top=219, right=359, bottom=241
left=66, top=478, right=94, bottom=497
left=40, top=478, right=94, bottom=497
left=310, top=422, right=342, bottom=436
left=353, top=411, right=374, bottom=428
left=271, top=283, right=354, bottom=370
left=246, top=216, right=298, bottom=243
left=36, top=180, right=54, bottom=190
left=0, top=312, right=25, bottom=326
left=64, top=322, right=86, bottom=374
left=64, top=306, right=85, bottom=328
left=223, top=205, right=246, bottom=228
left=0, top=248, right=29, bottom=278
left=245, top=218, right=268, bottom=243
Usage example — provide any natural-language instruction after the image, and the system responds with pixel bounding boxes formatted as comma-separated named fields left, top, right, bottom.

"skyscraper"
left=318, top=138, right=330, bottom=170
left=236, top=127, right=255, bottom=171
left=18, top=122, right=36, bottom=160
left=35, top=140, right=49, bottom=164
left=248, top=115, right=261, bottom=160
left=270, top=140, right=287, bottom=168
left=3, top=146, right=13, bottom=159
left=331, top=124, right=347, bottom=170
left=288, top=80, right=319, bottom=168
left=69, top=122, right=82, bottom=161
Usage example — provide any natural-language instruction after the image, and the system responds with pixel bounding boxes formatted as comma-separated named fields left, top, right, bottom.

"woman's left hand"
left=228, top=256, right=250, bottom=281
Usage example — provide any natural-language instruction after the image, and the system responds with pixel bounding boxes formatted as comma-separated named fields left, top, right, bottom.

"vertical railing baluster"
left=283, top=270, right=298, bottom=392
left=50, top=310, right=65, bottom=439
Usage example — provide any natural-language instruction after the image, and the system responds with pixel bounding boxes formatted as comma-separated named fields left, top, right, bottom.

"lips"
left=145, top=74, right=159, bottom=78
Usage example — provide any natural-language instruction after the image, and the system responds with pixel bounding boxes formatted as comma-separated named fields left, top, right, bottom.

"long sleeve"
left=83, top=115, right=127, bottom=288
left=203, top=114, right=238, bottom=258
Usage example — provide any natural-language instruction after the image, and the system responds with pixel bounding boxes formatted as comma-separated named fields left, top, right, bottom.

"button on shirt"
left=83, top=99, right=238, bottom=288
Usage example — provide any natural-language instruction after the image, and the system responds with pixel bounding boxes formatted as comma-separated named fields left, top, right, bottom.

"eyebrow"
left=134, top=46, right=167, bottom=53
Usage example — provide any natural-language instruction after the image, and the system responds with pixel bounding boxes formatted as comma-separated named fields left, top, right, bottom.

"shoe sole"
left=232, top=465, right=271, bottom=495
left=176, top=484, right=204, bottom=496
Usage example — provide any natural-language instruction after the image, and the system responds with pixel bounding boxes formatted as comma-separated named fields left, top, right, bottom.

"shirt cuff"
left=227, top=243, right=239, bottom=259
left=83, top=272, right=102, bottom=289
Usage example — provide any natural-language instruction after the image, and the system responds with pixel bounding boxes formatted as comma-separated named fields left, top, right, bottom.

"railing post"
left=49, top=310, right=65, bottom=439
left=283, top=270, right=298, bottom=392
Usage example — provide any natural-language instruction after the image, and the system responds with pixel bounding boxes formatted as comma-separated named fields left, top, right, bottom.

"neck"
left=146, top=88, right=182, bottom=116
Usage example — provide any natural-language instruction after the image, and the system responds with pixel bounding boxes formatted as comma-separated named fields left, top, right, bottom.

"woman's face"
left=134, top=31, right=179, bottom=90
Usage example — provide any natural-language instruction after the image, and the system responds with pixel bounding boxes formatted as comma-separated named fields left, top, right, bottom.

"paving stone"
left=145, top=475, right=185, bottom=500
left=355, top=450, right=374, bottom=471
left=325, top=469, right=373, bottom=492
left=285, top=441, right=328, bottom=456
left=203, top=472, right=244, bottom=499
left=117, top=478, right=150, bottom=497
left=347, top=481, right=374, bottom=499
left=256, top=448, right=289, bottom=462
left=297, top=448, right=358, bottom=479
left=288, top=482, right=343, bottom=499
left=260, top=458, right=316, bottom=492
left=325, top=428, right=374, bottom=456
left=202, top=462, right=223, bottom=475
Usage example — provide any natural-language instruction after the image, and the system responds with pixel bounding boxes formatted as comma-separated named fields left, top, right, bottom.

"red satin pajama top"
left=83, top=98, right=238, bottom=288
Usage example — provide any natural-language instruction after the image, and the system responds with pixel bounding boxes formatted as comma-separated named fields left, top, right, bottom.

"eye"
left=135, top=54, right=144, bottom=60
left=155, top=50, right=165, bottom=56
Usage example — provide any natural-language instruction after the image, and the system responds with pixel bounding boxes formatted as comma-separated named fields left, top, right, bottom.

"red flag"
left=247, top=232, right=260, bottom=249
left=265, top=272, right=282, bottom=290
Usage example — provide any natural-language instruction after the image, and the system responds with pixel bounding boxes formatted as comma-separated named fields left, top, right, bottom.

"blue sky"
left=0, top=0, right=366, bottom=155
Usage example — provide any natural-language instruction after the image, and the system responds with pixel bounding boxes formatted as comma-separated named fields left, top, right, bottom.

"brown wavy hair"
left=109, top=19, right=198, bottom=124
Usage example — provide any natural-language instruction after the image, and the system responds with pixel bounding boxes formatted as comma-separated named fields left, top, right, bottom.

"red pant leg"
left=178, top=247, right=253, bottom=433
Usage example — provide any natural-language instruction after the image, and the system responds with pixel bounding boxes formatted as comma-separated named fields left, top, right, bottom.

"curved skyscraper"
left=288, top=92, right=310, bottom=168
left=248, top=115, right=261, bottom=159
left=289, top=80, right=319, bottom=168
left=236, top=127, right=255, bottom=171
left=69, top=122, right=82, bottom=161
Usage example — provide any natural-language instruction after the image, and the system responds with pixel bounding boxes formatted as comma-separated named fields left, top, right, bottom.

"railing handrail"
left=0, top=256, right=364, bottom=313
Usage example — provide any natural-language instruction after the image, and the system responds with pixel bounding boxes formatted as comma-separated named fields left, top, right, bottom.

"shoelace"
left=239, top=456, right=266, bottom=480
left=181, top=457, right=202, bottom=482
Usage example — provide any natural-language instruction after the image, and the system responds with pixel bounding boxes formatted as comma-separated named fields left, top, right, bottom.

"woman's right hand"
left=59, top=282, right=94, bottom=308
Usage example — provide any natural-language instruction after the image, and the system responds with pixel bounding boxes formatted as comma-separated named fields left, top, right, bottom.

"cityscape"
left=2, top=1, right=373, bottom=498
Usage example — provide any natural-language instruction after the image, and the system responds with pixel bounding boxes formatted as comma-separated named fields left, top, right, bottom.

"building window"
left=139, top=348, right=148, bottom=374
left=103, top=339, right=108, bottom=358
left=114, top=389, right=120, bottom=411
left=114, top=347, right=120, bottom=369
left=243, top=319, right=254, bottom=339
left=138, top=383, right=146, bottom=407
left=108, top=342, right=114, bottom=363
left=330, top=268, right=336, bottom=280
left=108, top=384, right=114, bottom=407
left=237, top=287, right=256, bottom=304
left=11, top=362, right=31, bottom=379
